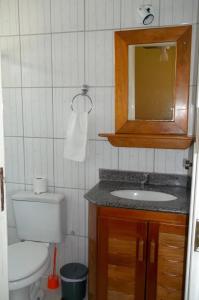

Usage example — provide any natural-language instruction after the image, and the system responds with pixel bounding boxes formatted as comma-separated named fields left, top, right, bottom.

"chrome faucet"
left=140, top=174, right=149, bottom=188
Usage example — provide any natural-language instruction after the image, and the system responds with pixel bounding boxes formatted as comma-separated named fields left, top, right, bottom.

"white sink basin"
left=111, top=190, right=177, bottom=201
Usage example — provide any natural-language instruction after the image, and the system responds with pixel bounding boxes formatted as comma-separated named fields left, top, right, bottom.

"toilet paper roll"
left=33, top=177, right=48, bottom=194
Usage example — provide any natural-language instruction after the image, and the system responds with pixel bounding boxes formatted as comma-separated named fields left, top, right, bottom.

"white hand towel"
left=64, top=111, right=88, bottom=162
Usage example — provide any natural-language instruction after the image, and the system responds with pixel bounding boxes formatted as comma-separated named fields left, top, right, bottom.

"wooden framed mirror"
left=100, top=25, right=194, bottom=149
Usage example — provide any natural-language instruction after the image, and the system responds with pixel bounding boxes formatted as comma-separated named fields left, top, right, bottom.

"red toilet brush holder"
left=48, top=244, right=59, bottom=289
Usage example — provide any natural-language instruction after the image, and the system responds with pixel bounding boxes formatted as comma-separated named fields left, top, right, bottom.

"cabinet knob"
left=195, top=220, right=199, bottom=251
left=138, top=239, right=144, bottom=262
left=0, top=167, right=4, bottom=212
left=150, top=240, right=156, bottom=264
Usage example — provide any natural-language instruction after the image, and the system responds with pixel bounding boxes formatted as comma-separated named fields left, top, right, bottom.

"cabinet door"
left=97, top=216, right=147, bottom=300
left=146, top=222, right=187, bottom=300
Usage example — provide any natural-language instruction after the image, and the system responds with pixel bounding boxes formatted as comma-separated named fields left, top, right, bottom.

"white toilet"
left=9, top=191, right=65, bottom=300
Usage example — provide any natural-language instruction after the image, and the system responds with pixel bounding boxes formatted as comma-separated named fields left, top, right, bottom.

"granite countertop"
left=84, top=169, right=191, bottom=214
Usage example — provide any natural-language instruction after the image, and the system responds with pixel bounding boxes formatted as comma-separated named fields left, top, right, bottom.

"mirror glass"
left=128, top=42, right=177, bottom=121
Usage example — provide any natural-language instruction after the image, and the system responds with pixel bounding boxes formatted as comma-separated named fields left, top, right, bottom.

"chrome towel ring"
left=71, top=85, right=93, bottom=114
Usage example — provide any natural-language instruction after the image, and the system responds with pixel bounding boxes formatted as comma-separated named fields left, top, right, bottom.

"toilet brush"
left=48, top=244, right=59, bottom=289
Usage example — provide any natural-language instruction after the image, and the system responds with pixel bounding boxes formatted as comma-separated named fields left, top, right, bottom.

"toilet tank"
left=12, top=191, right=65, bottom=243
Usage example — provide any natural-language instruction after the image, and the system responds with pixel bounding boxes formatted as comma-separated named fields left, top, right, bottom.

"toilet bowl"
left=8, top=241, right=50, bottom=300
left=10, top=191, right=65, bottom=299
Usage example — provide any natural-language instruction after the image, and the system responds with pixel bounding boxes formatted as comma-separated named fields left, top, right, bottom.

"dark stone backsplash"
left=99, top=169, right=190, bottom=188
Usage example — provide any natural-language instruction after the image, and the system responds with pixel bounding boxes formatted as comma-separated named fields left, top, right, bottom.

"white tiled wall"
left=23, top=88, right=53, bottom=137
left=19, top=0, right=51, bottom=34
left=87, top=87, right=114, bottom=140
left=85, top=30, right=114, bottom=86
left=24, top=137, right=54, bottom=185
left=52, top=32, right=84, bottom=87
left=2, top=0, right=198, bottom=271
left=21, top=35, right=52, bottom=87
left=159, top=0, right=198, bottom=25
left=85, top=0, right=121, bottom=30
left=85, top=141, right=118, bottom=189
left=4, top=137, right=25, bottom=183
left=54, top=139, right=85, bottom=189
left=51, top=0, right=84, bottom=33
left=3, top=88, right=23, bottom=136
left=154, top=149, right=190, bottom=174
left=55, top=188, right=88, bottom=237
left=0, top=36, right=21, bottom=87
left=119, top=148, right=154, bottom=172
left=0, top=0, right=19, bottom=36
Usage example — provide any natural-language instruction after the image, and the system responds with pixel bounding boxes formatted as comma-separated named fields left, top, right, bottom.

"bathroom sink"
left=110, top=190, right=177, bottom=201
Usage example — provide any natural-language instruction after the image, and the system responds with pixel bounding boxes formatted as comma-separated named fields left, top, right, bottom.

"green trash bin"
left=60, top=263, right=88, bottom=300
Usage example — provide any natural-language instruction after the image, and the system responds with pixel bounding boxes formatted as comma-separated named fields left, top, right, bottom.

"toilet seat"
left=8, top=241, right=50, bottom=291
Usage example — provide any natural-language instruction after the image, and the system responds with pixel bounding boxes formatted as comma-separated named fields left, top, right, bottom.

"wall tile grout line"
left=83, top=0, right=87, bottom=191
left=62, top=234, right=89, bottom=239
left=118, top=147, right=120, bottom=169
left=49, top=0, right=55, bottom=192
left=0, top=20, right=199, bottom=38
left=153, top=148, right=156, bottom=173
left=0, top=28, right=121, bottom=38
left=6, top=181, right=88, bottom=191
left=4, top=136, right=108, bottom=142
left=83, top=0, right=86, bottom=84
left=119, top=0, right=122, bottom=30
left=159, top=0, right=162, bottom=25
left=16, top=0, right=26, bottom=187
left=7, top=224, right=88, bottom=239
left=2, top=85, right=115, bottom=89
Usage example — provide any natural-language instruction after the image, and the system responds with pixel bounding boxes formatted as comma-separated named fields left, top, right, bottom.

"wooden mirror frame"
left=115, top=25, right=192, bottom=135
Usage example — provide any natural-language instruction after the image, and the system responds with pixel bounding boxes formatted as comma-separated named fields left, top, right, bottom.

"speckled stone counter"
left=84, top=169, right=191, bottom=214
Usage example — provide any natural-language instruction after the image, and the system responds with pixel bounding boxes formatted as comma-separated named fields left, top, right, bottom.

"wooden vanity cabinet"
left=146, top=222, right=187, bottom=300
left=98, top=216, right=147, bottom=300
left=88, top=204, right=188, bottom=300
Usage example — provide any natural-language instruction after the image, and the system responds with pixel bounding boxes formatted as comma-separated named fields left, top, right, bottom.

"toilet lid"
left=8, top=241, right=49, bottom=282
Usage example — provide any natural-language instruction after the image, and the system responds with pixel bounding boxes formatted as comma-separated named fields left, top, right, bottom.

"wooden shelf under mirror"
left=99, top=133, right=194, bottom=149
left=100, top=25, right=195, bottom=149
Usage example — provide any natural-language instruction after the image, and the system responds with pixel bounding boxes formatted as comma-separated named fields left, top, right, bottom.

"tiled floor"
left=44, top=289, right=61, bottom=300
left=42, top=279, right=88, bottom=300
left=44, top=289, right=88, bottom=300
left=41, top=277, right=61, bottom=300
